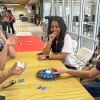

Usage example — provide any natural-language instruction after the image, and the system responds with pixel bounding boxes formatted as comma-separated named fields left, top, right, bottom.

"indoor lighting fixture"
left=3, top=4, right=20, bottom=6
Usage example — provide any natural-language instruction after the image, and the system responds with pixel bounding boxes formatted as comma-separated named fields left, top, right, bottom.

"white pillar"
left=51, top=0, right=55, bottom=16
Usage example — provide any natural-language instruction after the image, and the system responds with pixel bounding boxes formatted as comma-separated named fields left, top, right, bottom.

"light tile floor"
left=14, top=20, right=43, bottom=37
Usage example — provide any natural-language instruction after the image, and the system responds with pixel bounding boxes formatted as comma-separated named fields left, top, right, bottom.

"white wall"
left=13, top=7, right=26, bottom=19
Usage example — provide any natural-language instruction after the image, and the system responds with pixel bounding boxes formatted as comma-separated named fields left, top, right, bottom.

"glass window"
left=80, top=37, right=94, bottom=50
left=65, top=0, right=70, bottom=32
left=43, top=2, right=52, bottom=23
left=59, top=4, right=62, bottom=17
left=82, top=0, right=97, bottom=38
left=55, top=3, right=63, bottom=17
left=72, top=0, right=80, bottom=34
left=71, top=34, right=79, bottom=47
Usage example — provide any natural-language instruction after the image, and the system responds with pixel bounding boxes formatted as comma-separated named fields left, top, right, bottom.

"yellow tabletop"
left=0, top=52, right=94, bottom=100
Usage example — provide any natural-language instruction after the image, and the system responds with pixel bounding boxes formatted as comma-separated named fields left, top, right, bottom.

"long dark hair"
left=47, top=16, right=67, bottom=53
left=7, top=10, right=12, bottom=14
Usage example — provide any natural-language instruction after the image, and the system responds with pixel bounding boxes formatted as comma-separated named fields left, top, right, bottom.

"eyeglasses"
left=1, top=80, right=16, bottom=89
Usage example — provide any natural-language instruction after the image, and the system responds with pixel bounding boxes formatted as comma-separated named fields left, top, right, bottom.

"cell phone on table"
left=37, top=52, right=43, bottom=55
left=0, top=96, right=5, bottom=100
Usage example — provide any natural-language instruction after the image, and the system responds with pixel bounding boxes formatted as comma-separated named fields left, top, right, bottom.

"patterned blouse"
left=85, top=46, right=100, bottom=80
left=85, top=46, right=100, bottom=69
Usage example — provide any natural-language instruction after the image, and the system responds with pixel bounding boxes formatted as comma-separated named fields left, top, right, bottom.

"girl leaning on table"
left=51, top=31, right=100, bottom=98
left=37, top=16, right=77, bottom=69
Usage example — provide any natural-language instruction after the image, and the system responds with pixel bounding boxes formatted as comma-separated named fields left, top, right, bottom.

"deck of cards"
left=17, top=61, right=25, bottom=69
left=37, top=69, right=60, bottom=80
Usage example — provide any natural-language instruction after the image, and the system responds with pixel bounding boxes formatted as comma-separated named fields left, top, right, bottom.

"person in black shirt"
left=51, top=61, right=100, bottom=98
left=51, top=32, right=100, bottom=98
left=77, top=32, right=100, bottom=83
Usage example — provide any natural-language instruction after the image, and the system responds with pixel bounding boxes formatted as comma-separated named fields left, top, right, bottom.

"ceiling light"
left=0, top=4, right=20, bottom=6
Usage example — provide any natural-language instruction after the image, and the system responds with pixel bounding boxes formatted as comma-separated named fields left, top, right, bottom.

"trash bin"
left=36, top=18, right=40, bottom=25
left=35, top=14, right=40, bottom=25
left=31, top=17, right=34, bottom=23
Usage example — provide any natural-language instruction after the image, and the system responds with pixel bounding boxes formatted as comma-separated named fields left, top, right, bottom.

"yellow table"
left=0, top=52, right=94, bottom=100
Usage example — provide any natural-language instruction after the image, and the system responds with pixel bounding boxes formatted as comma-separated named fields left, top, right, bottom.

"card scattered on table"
left=37, top=86, right=46, bottom=90
left=18, top=79, right=25, bottom=83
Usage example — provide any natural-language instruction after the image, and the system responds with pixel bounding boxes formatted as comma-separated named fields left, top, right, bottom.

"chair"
left=76, top=47, right=93, bottom=61
left=75, top=47, right=93, bottom=70
left=72, top=40, right=77, bottom=53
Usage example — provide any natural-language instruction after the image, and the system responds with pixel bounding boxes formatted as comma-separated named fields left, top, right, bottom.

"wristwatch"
left=46, top=54, right=49, bottom=60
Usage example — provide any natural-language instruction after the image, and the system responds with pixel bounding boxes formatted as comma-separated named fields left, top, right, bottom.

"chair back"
left=77, top=47, right=93, bottom=61
left=72, top=40, right=77, bottom=53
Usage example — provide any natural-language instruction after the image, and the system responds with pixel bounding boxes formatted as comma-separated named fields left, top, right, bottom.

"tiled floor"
left=14, top=20, right=43, bottom=37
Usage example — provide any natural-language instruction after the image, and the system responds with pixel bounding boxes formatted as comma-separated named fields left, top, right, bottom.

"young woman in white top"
left=38, top=16, right=76, bottom=68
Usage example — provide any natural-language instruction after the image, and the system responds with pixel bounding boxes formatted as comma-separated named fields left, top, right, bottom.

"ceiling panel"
left=0, top=0, right=30, bottom=6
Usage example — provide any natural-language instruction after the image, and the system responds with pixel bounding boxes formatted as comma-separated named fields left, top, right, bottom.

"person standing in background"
left=7, top=10, right=15, bottom=34
left=2, top=7, right=11, bottom=34
left=84, top=15, right=90, bottom=22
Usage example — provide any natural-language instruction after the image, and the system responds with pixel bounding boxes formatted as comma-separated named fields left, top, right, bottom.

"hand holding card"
left=17, top=61, right=25, bottom=69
